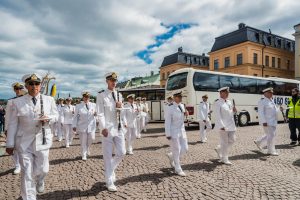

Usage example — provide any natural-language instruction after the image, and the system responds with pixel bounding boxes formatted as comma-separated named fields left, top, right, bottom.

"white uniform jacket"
left=62, top=104, right=75, bottom=125
left=57, top=104, right=64, bottom=124
left=4, top=96, right=21, bottom=131
left=214, top=98, right=236, bottom=132
left=124, top=103, right=138, bottom=128
left=96, top=89, right=127, bottom=136
left=258, top=97, right=279, bottom=127
left=6, top=94, right=58, bottom=151
left=198, top=101, right=210, bottom=121
left=72, top=102, right=96, bottom=133
left=165, top=102, right=186, bottom=138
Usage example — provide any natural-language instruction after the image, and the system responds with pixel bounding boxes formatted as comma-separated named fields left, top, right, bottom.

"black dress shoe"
left=290, top=141, right=297, bottom=145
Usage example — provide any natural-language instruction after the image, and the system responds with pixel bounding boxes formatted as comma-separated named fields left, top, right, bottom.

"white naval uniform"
left=6, top=94, right=58, bottom=200
left=256, top=97, right=279, bottom=154
left=124, top=102, right=138, bottom=153
left=5, top=97, right=21, bottom=171
left=57, top=104, right=64, bottom=140
left=62, top=104, right=75, bottom=146
left=198, top=101, right=212, bottom=142
left=136, top=103, right=142, bottom=138
left=165, top=102, right=188, bottom=173
left=72, top=102, right=96, bottom=158
left=96, top=89, right=127, bottom=186
left=214, top=98, right=236, bottom=163
left=141, top=102, right=150, bottom=130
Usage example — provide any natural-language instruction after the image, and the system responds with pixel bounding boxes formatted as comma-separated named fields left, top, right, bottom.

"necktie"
left=131, top=104, right=134, bottom=109
left=178, top=105, right=183, bottom=112
left=32, top=97, right=37, bottom=106
left=68, top=105, right=70, bottom=109
left=86, top=104, right=89, bottom=110
left=112, top=92, right=116, bottom=102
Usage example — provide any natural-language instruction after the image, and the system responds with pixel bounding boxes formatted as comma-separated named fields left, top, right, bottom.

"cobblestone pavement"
left=1, top=123, right=300, bottom=200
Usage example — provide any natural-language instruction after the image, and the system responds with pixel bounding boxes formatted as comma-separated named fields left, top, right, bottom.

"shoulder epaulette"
left=168, top=103, right=173, bottom=106
left=260, top=98, right=264, bottom=100
left=200, top=101, right=203, bottom=103
left=214, top=99, right=219, bottom=102
left=98, top=90, right=104, bottom=94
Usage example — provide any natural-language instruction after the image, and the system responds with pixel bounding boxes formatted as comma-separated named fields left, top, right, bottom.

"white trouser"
left=169, top=136, right=188, bottom=172
left=219, top=131, right=236, bottom=162
left=63, top=124, right=73, bottom=146
left=102, top=134, right=126, bottom=185
left=136, top=117, right=142, bottom=137
left=257, top=126, right=277, bottom=154
left=78, top=131, right=95, bottom=157
left=50, top=122, right=57, bottom=136
left=141, top=116, right=146, bottom=130
left=18, top=145, right=49, bottom=200
left=57, top=123, right=63, bottom=140
left=12, top=150, right=20, bottom=169
left=199, top=120, right=212, bottom=142
left=126, top=127, right=137, bottom=152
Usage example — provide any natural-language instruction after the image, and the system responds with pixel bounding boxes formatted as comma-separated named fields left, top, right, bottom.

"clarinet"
left=40, top=96, right=47, bottom=145
left=232, top=99, right=238, bottom=127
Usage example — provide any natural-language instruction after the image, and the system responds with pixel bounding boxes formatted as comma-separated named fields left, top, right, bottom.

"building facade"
left=159, top=47, right=209, bottom=87
left=209, top=23, right=295, bottom=79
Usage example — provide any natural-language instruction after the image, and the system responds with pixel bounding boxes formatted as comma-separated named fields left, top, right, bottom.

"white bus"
left=165, top=68, right=300, bottom=126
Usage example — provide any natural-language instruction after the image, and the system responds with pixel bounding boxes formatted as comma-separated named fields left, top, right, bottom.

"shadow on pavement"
left=230, top=150, right=269, bottom=161
left=275, top=144, right=295, bottom=149
left=182, top=159, right=222, bottom=172
left=293, top=159, right=300, bottom=167
left=134, top=144, right=169, bottom=151
left=142, top=134, right=165, bottom=138
left=50, top=155, right=103, bottom=165
left=0, top=168, right=14, bottom=177
left=117, top=168, right=175, bottom=186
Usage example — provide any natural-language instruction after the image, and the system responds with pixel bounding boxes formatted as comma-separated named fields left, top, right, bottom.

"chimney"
left=293, top=23, right=300, bottom=80
left=238, top=23, right=246, bottom=30
left=178, top=47, right=183, bottom=52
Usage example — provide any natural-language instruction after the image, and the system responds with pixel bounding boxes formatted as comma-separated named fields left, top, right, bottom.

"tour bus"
left=166, top=68, right=300, bottom=126
left=119, top=88, right=165, bottom=121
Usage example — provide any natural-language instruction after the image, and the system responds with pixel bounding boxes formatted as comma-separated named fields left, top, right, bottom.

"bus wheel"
left=238, top=112, right=249, bottom=126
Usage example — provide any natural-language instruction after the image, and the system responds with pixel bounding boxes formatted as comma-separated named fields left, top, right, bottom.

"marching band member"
left=198, top=94, right=212, bottom=143
left=214, top=87, right=237, bottom=165
left=165, top=91, right=189, bottom=176
left=254, top=87, right=282, bottom=155
left=62, top=97, right=75, bottom=148
left=6, top=73, right=58, bottom=199
left=96, top=72, right=127, bottom=192
left=141, top=97, right=150, bottom=132
left=57, top=98, right=64, bottom=141
left=124, top=94, right=139, bottom=155
left=72, top=92, right=97, bottom=160
left=4, top=82, right=25, bottom=175
left=135, top=97, right=142, bottom=139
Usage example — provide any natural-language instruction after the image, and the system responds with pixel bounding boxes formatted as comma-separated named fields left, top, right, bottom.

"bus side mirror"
left=254, top=107, right=258, bottom=111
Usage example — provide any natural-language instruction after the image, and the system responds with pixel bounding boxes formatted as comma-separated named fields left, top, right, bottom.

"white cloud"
left=0, top=0, right=299, bottom=99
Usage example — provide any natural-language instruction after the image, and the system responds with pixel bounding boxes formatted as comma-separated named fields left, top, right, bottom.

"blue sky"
left=135, top=23, right=194, bottom=64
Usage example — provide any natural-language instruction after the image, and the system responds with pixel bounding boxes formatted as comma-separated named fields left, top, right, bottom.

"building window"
left=214, top=59, right=219, bottom=70
left=167, top=72, right=170, bottom=78
left=272, top=57, right=275, bottom=68
left=253, top=53, right=258, bottom=65
left=253, top=74, right=258, bottom=76
left=265, top=75, right=269, bottom=77
left=265, top=55, right=269, bottom=67
left=237, top=53, right=243, bottom=65
left=224, top=57, right=230, bottom=68
left=278, top=58, right=281, bottom=68
left=287, top=60, right=290, bottom=70
left=162, top=73, right=165, bottom=80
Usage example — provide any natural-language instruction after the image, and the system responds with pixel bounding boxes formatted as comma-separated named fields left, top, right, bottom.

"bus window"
left=285, top=83, right=298, bottom=96
left=138, top=90, right=147, bottom=99
left=156, top=90, right=165, bottom=100
left=257, top=79, right=273, bottom=93
left=146, top=91, right=156, bottom=100
left=193, top=72, right=219, bottom=91
left=220, top=75, right=240, bottom=93
left=273, top=81, right=285, bottom=95
left=240, top=78, right=257, bottom=94
left=166, top=72, right=188, bottom=90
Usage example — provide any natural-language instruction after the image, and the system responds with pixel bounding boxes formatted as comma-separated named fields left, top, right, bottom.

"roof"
left=116, top=73, right=160, bottom=89
left=211, top=23, right=295, bottom=52
left=160, top=48, right=209, bottom=68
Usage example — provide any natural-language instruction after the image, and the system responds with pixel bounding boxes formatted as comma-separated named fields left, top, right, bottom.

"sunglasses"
left=14, top=88, right=23, bottom=90
left=28, top=82, right=41, bottom=86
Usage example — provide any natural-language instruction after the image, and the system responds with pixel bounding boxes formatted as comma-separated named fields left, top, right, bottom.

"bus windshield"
left=166, top=72, right=188, bottom=90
